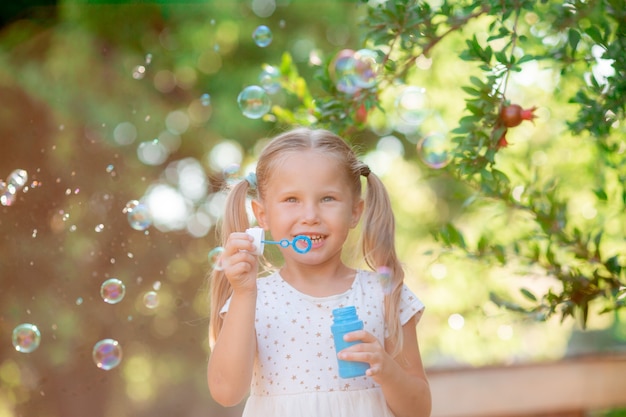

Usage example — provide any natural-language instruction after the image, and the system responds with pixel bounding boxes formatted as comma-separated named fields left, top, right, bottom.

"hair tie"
left=360, top=165, right=371, bottom=177
left=244, top=172, right=257, bottom=190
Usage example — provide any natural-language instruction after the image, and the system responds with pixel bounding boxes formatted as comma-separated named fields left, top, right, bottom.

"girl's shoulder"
left=355, top=269, right=426, bottom=323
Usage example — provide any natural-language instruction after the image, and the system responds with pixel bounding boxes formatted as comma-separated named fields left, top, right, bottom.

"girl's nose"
left=301, top=202, right=320, bottom=224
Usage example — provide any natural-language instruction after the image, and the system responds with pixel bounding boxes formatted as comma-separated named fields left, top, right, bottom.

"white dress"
left=220, top=269, right=425, bottom=417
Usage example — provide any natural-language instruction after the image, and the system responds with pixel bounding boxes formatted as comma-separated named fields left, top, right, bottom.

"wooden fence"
left=428, top=354, right=626, bottom=417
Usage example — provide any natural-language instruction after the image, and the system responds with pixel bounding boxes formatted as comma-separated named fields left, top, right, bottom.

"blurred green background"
left=1, top=1, right=624, bottom=416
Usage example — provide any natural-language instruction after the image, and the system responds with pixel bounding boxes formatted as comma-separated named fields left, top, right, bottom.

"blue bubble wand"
left=246, top=227, right=312, bottom=255
left=261, top=235, right=312, bottom=254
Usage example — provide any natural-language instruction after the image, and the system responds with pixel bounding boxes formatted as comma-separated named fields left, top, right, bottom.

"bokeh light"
left=7, top=169, right=28, bottom=188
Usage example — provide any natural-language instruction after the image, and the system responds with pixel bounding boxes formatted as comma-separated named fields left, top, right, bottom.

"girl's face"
left=252, top=150, right=363, bottom=266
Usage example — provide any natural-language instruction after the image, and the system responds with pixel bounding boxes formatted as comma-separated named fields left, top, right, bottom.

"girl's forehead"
left=271, top=149, right=341, bottom=171
left=262, top=149, right=350, bottom=186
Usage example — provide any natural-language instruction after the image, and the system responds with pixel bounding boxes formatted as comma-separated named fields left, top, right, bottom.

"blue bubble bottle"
left=331, top=306, right=370, bottom=378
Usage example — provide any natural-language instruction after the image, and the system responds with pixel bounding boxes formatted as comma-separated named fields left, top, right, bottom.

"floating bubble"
left=417, top=132, right=453, bottom=169
left=100, top=278, right=126, bottom=304
left=237, top=85, right=271, bottom=119
left=143, top=291, right=159, bottom=309
left=222, top=163, right=240, bottom=186
left=123, top=199, right=140, bottom=214
left=259, top=65, right=281, bottom=94
left=92, top=339, right=122, bottom=370
left=395, top=86, right=430, bottom=125
left=208, top=246, right=224, bottom=269
left=12, top=323, right=41, bottom=353
left=376, top=266, right=393, bottom=295
left=127, top=202, right=152, bottom=231
left=223, top=163, right=240, bottom=177
left=95, top=224, right=105, bottom=233
left=8, top=169, right=28, bottom=189
left=252, top=25, right=272, bottom=47
left=329, top=48, right=379, bottom=95
left=329, top=49, right=360, bottom=95
left=200, top=93, right=211, bottom=106
left=353, top=49, right=380, bottom=89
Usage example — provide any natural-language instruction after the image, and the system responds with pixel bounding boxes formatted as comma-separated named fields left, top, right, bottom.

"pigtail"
left=360, top=170, right=405, bottom=358
left=208, top=179, right=253, bottom=348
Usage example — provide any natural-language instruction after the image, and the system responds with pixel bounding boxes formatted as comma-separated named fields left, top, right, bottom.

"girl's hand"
left=337, top=330, right=394, bottom=383
left=220, top=232, right=259, bottom=293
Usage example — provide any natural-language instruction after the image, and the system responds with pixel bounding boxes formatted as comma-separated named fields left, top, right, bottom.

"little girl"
left=207, top=127, right=431, bottom=417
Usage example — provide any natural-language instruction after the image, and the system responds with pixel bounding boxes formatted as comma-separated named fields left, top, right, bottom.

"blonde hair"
left=208, top=127, right=406, bottom=357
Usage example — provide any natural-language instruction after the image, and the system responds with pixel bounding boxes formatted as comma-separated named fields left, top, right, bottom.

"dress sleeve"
left=219, top=296, right=232, bottom=318
left=399, top=284, right=425, bottom=326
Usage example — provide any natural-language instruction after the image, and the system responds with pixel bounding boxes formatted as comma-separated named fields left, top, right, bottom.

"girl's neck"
left=279, top=262, right=356, bottom=298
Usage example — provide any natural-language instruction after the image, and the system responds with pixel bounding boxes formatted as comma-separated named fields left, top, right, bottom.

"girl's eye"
left=286, top=197, right=297, bottom=203
left=322, top=196, right=335, bottom=202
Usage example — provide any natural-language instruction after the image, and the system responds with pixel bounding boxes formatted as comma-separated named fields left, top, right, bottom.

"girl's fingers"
left=343, top=330, right=375, bottom=343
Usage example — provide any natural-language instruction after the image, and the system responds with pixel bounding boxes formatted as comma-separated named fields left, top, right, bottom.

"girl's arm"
left=340, top=315, right=432, bottom=417
left=207, top=233, right=259, bottom=407
left=207, top=289, right=257, bottom=406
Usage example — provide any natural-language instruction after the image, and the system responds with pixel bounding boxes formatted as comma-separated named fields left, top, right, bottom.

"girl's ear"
left=350, top=198, right=365, bottom=228
left=251, top=199, right=268, bottom=229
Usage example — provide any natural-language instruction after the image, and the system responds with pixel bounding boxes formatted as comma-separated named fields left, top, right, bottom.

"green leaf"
left=568, top=29, right=581, bottom=52
left=593, top=188, right=608, bottom=201
left=520, top=288, right=537, bottom=301
left=585, top=26, right=604, bottom=45
left=461, top=86, right=481, bottom=96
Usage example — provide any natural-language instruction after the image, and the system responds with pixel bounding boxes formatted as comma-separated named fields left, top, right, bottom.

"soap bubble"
left=353, top=49, right=380, bottom=89
left=237, top=85, right=271, bottom=119
left=259, top=65, right=281, bottom=94
left=417, top=132, right=453, bottom=169
left=200, top=93, right=211, bottom=106
left=100, top=278, right=126, bottom=304
left=12, top=323, right=41, bottom=353
left=208, top=246, right=224, bottom=269
left=126, top=202, right=152, bottom=231
left=123, top=200, right=140, bottom=214
left=252, top=25, right=272, bottom=47
left=395, top=86, right=430, bottom=125
left=92, top=339, right=122, bottom=370
left=376, top=266, right=393, bottom=295
left=8, top=169, right=28, bottom=189
left=329, top=49, right=360, bottom=95
left=143, top=291, right=159, bottom=309
left=329, top=48, right=380, bottom=95
left=222, top=163, right=241, bottom=187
